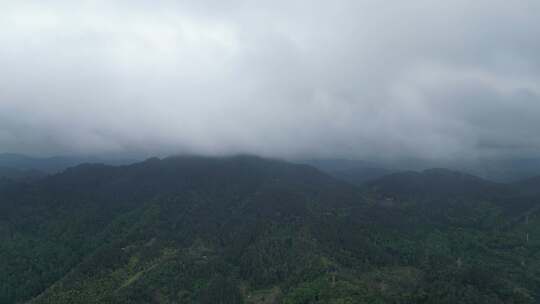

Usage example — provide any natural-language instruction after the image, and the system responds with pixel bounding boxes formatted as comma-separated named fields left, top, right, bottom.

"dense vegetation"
left=1, top=156, right=540, bottom=303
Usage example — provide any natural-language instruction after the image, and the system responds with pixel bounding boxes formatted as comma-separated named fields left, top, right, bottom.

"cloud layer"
left=1, top=0, right=539, bottom=160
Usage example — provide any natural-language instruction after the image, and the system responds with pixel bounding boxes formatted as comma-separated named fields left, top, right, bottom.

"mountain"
left=1, top=156, right=540, bottom=303
left=464, top=158, right=540, bottom=182
left=365, top=168, right=540, bottom=219
left=0, top=156, right=363, bottom=303
left=0, top=153, right=137, bottom=174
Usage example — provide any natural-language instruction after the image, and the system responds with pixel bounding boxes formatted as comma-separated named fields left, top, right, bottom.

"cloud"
left=1, top=0, right=539, bottom=160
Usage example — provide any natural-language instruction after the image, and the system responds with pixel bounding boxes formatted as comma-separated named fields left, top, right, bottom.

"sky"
left=1, top=0, right=539, bottom=161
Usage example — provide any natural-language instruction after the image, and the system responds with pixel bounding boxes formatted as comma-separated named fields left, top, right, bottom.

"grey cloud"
left=1, top=0, right=539, bottom=160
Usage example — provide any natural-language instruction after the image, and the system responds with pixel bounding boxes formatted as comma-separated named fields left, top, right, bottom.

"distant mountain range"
left=302, top=157, right=540, bottom=183
left=0, top=153, right=137, bottom=180
left=3, top=153, right=540, bottom=184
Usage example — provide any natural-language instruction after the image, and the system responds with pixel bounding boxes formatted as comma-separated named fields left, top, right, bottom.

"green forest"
left=1, top=156, right=540, bottom=303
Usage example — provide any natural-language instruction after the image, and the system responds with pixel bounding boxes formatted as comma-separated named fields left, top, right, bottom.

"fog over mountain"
left=1, top=1, right=539, bottom=160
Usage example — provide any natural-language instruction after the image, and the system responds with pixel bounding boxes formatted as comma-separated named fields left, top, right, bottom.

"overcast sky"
left=1, top=1, right=539, bottom=160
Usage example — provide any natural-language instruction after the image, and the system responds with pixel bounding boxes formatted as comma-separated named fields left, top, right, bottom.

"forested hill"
left=1, top=156, right=540, bottom=303
left=365, top=168, right=540, bottom=216
left=363, top=168, right=520, bottom=204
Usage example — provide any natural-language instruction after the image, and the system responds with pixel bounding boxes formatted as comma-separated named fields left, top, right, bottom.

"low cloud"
left=1, top=0, right=539, bottom=160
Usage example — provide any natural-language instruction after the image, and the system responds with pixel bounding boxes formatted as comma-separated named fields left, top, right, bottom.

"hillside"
left=1, top=156, right=540, bottom=303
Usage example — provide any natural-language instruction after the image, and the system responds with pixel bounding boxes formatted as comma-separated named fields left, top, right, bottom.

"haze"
left=1, top=0, right=539, bottom=161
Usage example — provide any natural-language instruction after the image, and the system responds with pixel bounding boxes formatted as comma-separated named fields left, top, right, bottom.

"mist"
left=1, top=0, right=539, bottom=161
